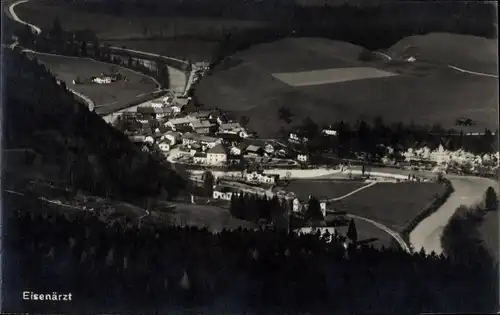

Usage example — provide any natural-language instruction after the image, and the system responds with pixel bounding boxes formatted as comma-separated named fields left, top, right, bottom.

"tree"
left=202, top=171, right=215, bottom=197
left=305, top=196, right=323, bottom=222
left=51, top=16, right=63, bottom=39
left=455, top=117, right=476, bottom=147
left=347, top=219, right=358, bottom=244
left=482, top=186, right=498, bottom=211
left=278, top=106, right=293, bottom=124
left=239, top=115, right=250, bottom=127
left=80, top=41, right=88, bottom=57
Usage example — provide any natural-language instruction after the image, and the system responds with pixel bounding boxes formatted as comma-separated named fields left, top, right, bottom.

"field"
left=25, top=52, right=159, bottom=114
left=388, top=33, right=498, bottom=75
left=282, top=179, right=368, bottom=200
left=332, top=182, right=448, bottom=232
left=195, top=36, right=498, bottom=138
left=163, top=203, right=258, bottom=233
left=14, top=1, right=265, bottom=40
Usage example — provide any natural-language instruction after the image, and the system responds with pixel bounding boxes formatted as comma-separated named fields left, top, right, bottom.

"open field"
left=272, top=67, right=398, bottom=86
left=165, top=203, right=258, bottom=233
left=25, top=52, right=159, bottom=113
left=196, top=36, right=498, bottom=138
left=14, top=1, right=266, bottom=40
left=332, top=182, right=448, bottom=232
left=388, top=33, right=498, bottom=75
left=282, top=179, right=367, bottom=200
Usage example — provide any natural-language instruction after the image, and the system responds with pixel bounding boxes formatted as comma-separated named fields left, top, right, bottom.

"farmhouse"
left=190, top=111, right=213, bottom=120
left=292, top=197, right=327, bottom=217
left=297, top=154, right=309, bottom=163
left=158, top=141, right=171, bottom=152
left=213, top=186, right=238, bottom=200
left=193, top=152, right=207, bottom=164
left=207, top=144, right=229, bottom=165
left=150, top=101, right=164, bottom=109
left=182, top=133, right=220, bottom=149
left=163, top=131, right=181, bottom=145
left=190, top=120, right=215, bottom=134
left=219, top=122, right=243, bottom=133
left=289, top=133, right=309, bottom=144
left=322, top=127, right=338, bottom=136
left=245, top=145, right=264, bottom=157
left=166, top=116, right=200, bottom=130
left=245, top=170, right=279, bottom=185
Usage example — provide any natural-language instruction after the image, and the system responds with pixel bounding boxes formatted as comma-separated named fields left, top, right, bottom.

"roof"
left=220, top=122, right=242, bottom=130
left=174, top=98, right=190, bottom=106
left=165, top=131, right=181, bottom=138
left=190, top=111, right=212, bottom=118
left=217, top=132, right=241, bottom=141
left=167, top=116, right=199, bottom=125
left=207, top=144, right=229, bottom=155
left=246, top=145, right=262, bottom=152
left=182, top=132, right=197, bottom=140
left=191, top=120, right=214, bottom=129
left=194, top=152, right=207, bottom=158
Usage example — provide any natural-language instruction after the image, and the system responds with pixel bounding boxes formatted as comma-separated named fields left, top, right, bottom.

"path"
left=374, top=51, right=498, bottom=78
left=326, top=181, right=377, bottom=202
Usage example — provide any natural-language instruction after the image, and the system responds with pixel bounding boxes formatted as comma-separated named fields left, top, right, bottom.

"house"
left=296, top=227, right=337, bottom=243
left=193, top=152, right=207, bottom=164
left=245, top=170, right=279, bottom=185
left=218, top=132, right=242, bottom=144
left=129, top=135, right=145, bottom=144
left=190, top=111, right=212, bottom=120
left=190, top=120, right=215, bottom=134
left=164, top=131, right=181, bottom=145
left=182, top=132, right=199, bottom=146
left=264, top=143, right=275, bottom=155
left=230, top=143, right=246, bottom=156
left=158, top=141, right=171, bottom=152
left=297, top=154, right=309, bottom=163
left=171, top=104, right=186, bottom=114
left=183, top=133, right=220, bottom=149
left=144, top=135, right=155, bottom=144
left=322, top=127, right=338, bottom=136
left=92, top=76, right=112, bottom=84
left=207, top=144, right=229, bottom=165
left=245, top=145, right=264, bottom=157
left=165, top=116, right=200, bottom=130
left=292, top=197, right=327, bottom=217
left=150, top=101, right=164, bottom=109
left=219, top=122, right=243, bottom=133
left=289, top=133, right=309, bottom=144
left=213, top=186, right=236, bottom=201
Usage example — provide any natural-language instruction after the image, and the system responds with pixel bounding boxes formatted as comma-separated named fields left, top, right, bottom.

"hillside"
left=196, top=36, right=498, bottom=138
left=387, top=33, right=498, bottom=75
left=2, top=49, right=185, bottom=203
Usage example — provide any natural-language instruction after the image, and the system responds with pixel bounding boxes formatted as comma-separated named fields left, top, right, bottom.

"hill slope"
left=196, top=36, right=498, bottom=137
left=2, top=49, right=185, bottom=203
left=387, top=33, right=498, bottom=75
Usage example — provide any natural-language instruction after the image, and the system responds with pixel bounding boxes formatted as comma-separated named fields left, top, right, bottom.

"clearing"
left=332, top=181, right=448, bottom=232
left=25, top=52, right=159, bottom=114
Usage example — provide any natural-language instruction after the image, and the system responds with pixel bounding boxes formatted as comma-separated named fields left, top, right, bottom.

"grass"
left=15, top=1, right=265, bottom=40
left=26, top=52, right=158, bottom=114
left=387, top=32, right=498, bottom=75
left=332, top=181, right=447, bottom=232
left=166, top=203, right=258, bottom=233
left=282, top=179, right=367, bottom=201
left=196, top=36, right=498, bottom=138
left=272, top=67, right=398, bottom=86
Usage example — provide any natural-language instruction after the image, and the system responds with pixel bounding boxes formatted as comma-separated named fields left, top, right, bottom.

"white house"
left=245, top=171, right=279, bottom=185
left=151, top=101, right=164, bottom=109
left=207, top=144, right=228, bottom=165
left=164, top=131, right=181, bottom=146
left=230, top=146, right=243, bottom=156
left=297, top=154, right=309, bottom=163
left=289, top=133, right=308, bottom=144
left=322, top=128, right=338, bottom=136
left=144, top=135, right=155, bottom=144
left=213, top=186, right=236, bottom=200
left=190, top=120, right=214, bottom=134
left=158, top=141, right=170, bottom=152
left=296, top=227, right=337, bottom=243
left=292, top=197, right=326, bottom=217
left=93, top=76, right=112, bottom=84
left=264, top=144, right=275, bottom=155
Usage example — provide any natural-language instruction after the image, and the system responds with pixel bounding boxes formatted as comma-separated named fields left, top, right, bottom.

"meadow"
left=332, top=181, right=448, bottom=232
left=26, top=52, right=159, bottom=114
left=283, top=179, right=368, bottom=201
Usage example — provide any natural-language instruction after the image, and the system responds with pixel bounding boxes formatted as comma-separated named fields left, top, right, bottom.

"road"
left=374, top=51, right=499, bottom=78
left=409, top=175, right=499, bottom=255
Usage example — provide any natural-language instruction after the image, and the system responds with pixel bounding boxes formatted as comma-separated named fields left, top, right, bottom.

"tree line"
left=3, top=192, right=498, bottom=314
left=288, top=117, right=498, bottom=160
